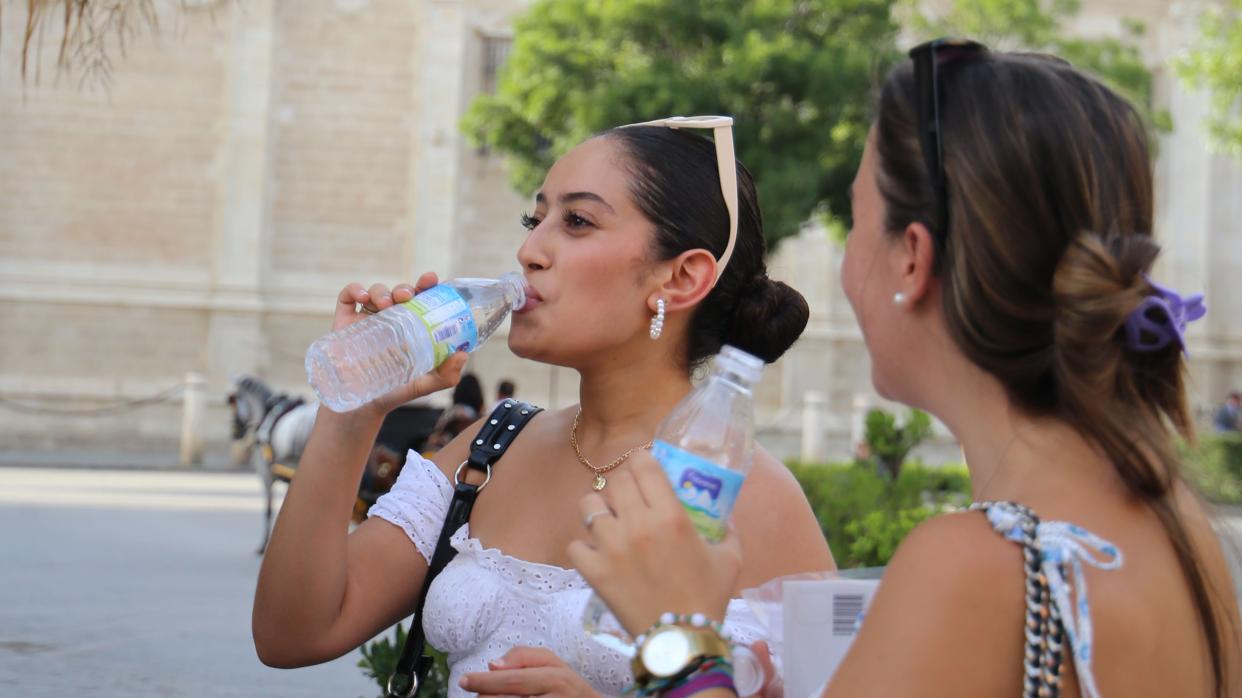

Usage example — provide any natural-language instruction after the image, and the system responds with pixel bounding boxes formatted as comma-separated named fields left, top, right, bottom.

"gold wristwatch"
left=632, top=621, right=733, bottom=687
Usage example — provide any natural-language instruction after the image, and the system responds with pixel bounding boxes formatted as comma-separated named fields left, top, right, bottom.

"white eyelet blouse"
left=369, top=451, right=764, bottom=697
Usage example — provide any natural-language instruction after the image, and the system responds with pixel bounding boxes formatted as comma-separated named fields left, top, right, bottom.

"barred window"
left=481, top=34, right=513, bottom=95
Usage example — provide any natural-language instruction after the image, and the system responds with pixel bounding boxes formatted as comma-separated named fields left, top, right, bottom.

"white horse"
left=228, top=376, right=405, bottom=553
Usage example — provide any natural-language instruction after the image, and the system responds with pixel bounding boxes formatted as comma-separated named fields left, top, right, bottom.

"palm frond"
left=12, top=0, right=162, bottom=88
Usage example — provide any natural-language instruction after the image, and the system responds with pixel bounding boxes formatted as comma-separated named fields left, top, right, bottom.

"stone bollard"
left=180, top=373, right=207, bottom=467
left=801, top=391, right=827, bottom=463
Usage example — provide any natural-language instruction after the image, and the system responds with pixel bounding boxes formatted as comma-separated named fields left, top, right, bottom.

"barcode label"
left=832, top=593, right=864, bottom=637
left=433, top=323, right=460, bottom=343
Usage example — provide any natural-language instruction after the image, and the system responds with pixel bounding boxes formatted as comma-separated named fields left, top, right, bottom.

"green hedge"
left=787, top=434, right=1242, bottom=572
left=787, top=460, right=971, bottom=568
left=1181, top=433, right=1242, bottom=505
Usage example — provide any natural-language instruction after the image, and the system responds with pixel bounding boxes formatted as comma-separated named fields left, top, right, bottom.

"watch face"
left=642, top=629, right=692, bottom=678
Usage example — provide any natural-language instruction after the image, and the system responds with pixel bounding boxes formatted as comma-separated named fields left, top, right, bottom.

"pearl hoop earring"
left=894, top=292, right=907, bottom=306
left=649, top=298, right=666, bottom=340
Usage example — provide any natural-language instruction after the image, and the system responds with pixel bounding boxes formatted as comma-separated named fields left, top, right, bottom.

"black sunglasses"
left=908, top=38, right=988, bottom=243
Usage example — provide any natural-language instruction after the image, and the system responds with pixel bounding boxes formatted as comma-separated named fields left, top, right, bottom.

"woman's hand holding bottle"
left=330, top=272, right=468, bottom=418
left=567, top=450, right=743, bottom=637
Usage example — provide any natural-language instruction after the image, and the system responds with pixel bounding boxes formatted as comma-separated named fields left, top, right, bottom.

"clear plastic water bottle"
left=305, top=273, right=526, bottom=412
left=581, top=345, right=766, bottom=694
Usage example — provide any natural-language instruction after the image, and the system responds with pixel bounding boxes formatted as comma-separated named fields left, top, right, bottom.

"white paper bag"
left=781, top=576, right=880, bottom=698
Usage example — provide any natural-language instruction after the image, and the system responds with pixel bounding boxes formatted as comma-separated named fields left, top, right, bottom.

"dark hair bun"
left=1052, top=232, right=1158, bottom=360
left=1050, top=232, right=1189, bottom=450
left=726, top=276, right=810, bottom=363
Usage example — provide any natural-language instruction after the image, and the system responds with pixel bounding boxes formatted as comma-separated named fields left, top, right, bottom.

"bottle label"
left=653, top=440, right=745, bottom=543
left=402, top=285, right=478, bottom=366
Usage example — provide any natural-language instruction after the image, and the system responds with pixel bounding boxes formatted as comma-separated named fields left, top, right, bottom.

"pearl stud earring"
left=894, top=292, right=907, bottom=306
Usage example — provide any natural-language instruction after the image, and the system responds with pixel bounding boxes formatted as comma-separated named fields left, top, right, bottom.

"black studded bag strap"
left=386, top=400, right=543, bottom=698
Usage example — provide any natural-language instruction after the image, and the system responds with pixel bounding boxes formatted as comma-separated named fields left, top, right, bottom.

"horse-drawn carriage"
left=228, top=376, right=442, bottom=552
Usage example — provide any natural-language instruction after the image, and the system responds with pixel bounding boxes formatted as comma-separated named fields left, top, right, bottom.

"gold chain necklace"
left=570, top=409, right=654, bottom=491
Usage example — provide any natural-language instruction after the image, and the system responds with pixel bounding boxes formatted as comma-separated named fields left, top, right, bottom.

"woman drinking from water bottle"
left=252, top=117, right=835, bottom=696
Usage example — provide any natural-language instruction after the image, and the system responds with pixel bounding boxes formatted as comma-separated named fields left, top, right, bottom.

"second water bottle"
left=580, top=346, right=765, bottom=692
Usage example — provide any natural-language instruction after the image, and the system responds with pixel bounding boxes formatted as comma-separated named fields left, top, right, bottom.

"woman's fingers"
left=566, top=534, right=598, bottom=568
left=463, top=647, right=598, bottom=697
left=334, top=277, right=433, bottom=326
left=401, top=352, right=467, bottom=401
left=426, top=351, right=469, bottom=388
left=750, top=640, right=783, bottom=698
left=577, top=493, right=621, bottom=550
left=577, top=493, right=612, bottom=529
left=459, top=666, right=558, bottom=695
left=491, top=646, right=566, bottom=670
left=366, top=283, right=394, bottom=310
left=393, top=271, right=439, bottom=303
left=603, top=469, right=648, bottom=518
left=414, top=271, right=439, bottom=293
left=566, top=538, right=602, bottom=578
left=628, top=450, right=681, bottom=511
left=337, top=282, right=369, bottom=307
left=392, top=283, right=416, bottom=304
left=333, top=283, right=371, bottom=329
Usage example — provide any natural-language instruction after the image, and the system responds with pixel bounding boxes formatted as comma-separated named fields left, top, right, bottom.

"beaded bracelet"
left=633, top=611, right=733, bottom=648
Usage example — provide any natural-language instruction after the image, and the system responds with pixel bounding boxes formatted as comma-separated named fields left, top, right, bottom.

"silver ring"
left=454, top=460, right=492, bottom=491
left=583, top=509, right=611, bottom=529
left=360, top=305, right=378, bottom=315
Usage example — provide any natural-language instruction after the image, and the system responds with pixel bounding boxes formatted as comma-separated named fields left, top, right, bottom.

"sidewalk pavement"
left=0, top=449, right=242, bottom=472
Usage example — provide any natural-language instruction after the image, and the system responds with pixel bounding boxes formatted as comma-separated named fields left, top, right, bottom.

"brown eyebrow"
left=534, top=191, right=616, bottom=214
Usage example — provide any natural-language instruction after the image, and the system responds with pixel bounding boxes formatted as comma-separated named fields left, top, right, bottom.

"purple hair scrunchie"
left=1123, top=276, right=1206, bottom=355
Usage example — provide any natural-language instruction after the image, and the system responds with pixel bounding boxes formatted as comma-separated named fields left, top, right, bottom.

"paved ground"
left=0, top=467, right=378, bottom=698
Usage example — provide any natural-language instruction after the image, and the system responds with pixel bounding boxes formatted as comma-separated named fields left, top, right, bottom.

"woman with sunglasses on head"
left=572, top=41, right=1242, bottom=698
left=251, top=117, right=835, bottom=697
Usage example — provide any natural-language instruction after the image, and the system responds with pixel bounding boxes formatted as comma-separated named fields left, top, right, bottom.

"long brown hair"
left=874, top=51, right=1237, bottom=695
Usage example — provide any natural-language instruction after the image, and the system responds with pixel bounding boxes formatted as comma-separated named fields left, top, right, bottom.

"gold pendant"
left=592, top=474, right=607, bottom=491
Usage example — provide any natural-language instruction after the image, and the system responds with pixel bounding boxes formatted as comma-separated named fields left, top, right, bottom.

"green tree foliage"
left=1174, top=0, right=1242, bottom=158
left=464, top=0, right=1160, bottom=248
left=462, top=0, right=900, bottom=250
left=862, top=407, right=932, bottom=480
left=358, top=623, right=451, bottom=698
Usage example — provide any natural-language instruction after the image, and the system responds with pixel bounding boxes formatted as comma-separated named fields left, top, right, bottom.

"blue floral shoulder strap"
left=970, top=501, right=1124, bottom=698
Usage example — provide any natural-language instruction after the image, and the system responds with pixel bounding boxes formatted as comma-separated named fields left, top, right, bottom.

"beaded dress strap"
left=971, top=501, right=1123, bottom=698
